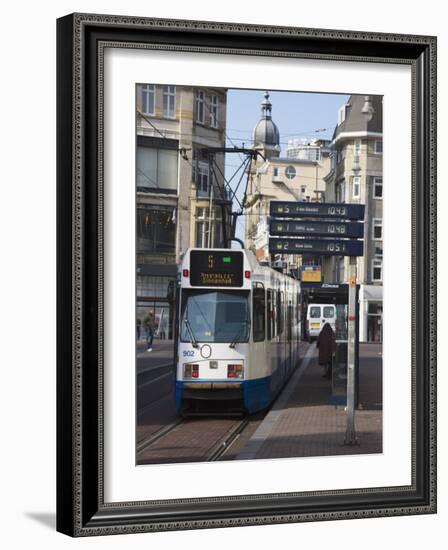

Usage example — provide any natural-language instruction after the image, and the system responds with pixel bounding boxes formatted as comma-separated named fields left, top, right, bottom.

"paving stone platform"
left=235, top=343, right=382, bottom=460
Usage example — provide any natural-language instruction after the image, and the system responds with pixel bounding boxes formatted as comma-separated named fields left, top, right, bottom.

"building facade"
left=136, top=84, right=229, bottom=339
left=244, top=92, right=331, bottom=276
left=323, top=95, right=383, bottom=342
left=285, top=137, right=331, bottom=162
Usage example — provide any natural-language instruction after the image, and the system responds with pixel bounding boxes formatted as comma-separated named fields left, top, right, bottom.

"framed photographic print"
left=56, top=13, right=437, bottom=536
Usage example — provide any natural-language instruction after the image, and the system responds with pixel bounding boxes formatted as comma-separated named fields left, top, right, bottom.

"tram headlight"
left=227, top=364, right=244, bottom=379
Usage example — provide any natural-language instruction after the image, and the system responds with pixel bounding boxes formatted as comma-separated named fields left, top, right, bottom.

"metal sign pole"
left=345, top=256, right=358, bottom=445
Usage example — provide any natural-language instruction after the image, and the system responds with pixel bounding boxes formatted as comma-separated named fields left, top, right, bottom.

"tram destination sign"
left=269, top=238, right=364, bottom=256
left=270, top=201, right=365, bottom=220
left=269, top=219, right=364, bottom=238
left=189, top=250, right=244, bottom=287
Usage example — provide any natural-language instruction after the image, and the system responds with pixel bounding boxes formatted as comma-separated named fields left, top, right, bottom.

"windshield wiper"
left=183, top=318, right=199, bottom=348
left=229, top=319, right=250, bottom=349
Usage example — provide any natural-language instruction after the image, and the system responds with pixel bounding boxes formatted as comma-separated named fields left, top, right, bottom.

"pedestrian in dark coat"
left=316, top=322, right=336, bottom=379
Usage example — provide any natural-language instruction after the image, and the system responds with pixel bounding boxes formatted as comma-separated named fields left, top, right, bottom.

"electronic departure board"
left=269, top=219, right=364, bottom=238
left=189, top=250, right=244, bottom=287
left=269, top=201, right=365, bottom=220
left=269, top=238, right=364, bottom=256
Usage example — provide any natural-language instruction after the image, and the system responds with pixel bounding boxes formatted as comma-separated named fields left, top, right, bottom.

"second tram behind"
left=175, top=248, right=301, bottom=414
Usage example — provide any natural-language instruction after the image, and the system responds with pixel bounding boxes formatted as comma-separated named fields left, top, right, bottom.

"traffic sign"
left=269, top=238, right=364, bottom=256
left=269, top=201, right=365, bottom=220
left=269, top=219, right=364, bottom=238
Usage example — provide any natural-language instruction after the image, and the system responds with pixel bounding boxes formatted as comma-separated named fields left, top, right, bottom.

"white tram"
left=175, top=248, right=301, bottom=414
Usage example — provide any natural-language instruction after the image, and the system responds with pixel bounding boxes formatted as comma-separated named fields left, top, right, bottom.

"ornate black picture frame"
left=56, top=13, right=437, bottom=536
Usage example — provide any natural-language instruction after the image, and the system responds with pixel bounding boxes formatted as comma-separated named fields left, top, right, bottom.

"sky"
left=223, top=89, right=350, bottom=240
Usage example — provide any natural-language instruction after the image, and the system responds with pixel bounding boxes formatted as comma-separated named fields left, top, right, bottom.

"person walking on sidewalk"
left=316, top=322, right=336, bottom=379
left=144, top=310, right=156, bottom=352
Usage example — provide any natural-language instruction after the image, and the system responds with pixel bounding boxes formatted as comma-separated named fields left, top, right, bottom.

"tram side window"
left=266, top=289, right=272, bottom=340
left=287, top=303, right=292, bottom=341
left=271, top=289, right=277, bottom=338
left=253, top=285, right=265, bottom=342
left=277, top=290, right=283, bottom=335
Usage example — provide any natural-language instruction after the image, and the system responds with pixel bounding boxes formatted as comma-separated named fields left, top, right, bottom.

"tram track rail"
left=205, top=419, right=249, bottom=461
left=136, top=418, right=184, bottom=454
left=136, top=416, right=250, bottom=462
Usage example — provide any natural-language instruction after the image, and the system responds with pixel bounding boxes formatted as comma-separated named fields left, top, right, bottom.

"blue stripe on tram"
left=242, top=376, right=273, bottom=413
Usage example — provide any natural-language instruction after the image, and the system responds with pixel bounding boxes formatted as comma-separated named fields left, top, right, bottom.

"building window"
left=141, top=84, right=155, bottom=115
left=331, top=151, right=337, bottom=170
left=209, top=95, right=218, bottom=127
left=372, top=258, right=383, bottom=281
left=338, top=104, right=348, bottom=125
left=196, top=163, right=209, bottom=196
left=354, top=139, right=362, bottom=156
left=374, top=140, right=383, bottom=154
left=136, top=275, right=174, bottom=299
left=373, top=177, right=383, bottom=199
left=137, top=205, right=176, bottom=254
left=272, top=167, right=279, bottom=177
left=337, top=257, right=345, bottom=283
left=195, top=207, right=207, bottom=248
left=136, top=137, right=178, bottom=194
left=372, top=218, right=383, bottom=240
left=352, top=176, right=361, bottom=199
left=309, top=148, right=321, bottom=161
left=162, top=85, right=176, bottom=118
left=195, top=90, right=205, bottom=124
left=285, top=165, right=296, bottom=179
left=336, top=179, right=346, bottom=203
left=368, top=302, right=383, bottom=315
left=195, top=207, right=223, bottom=248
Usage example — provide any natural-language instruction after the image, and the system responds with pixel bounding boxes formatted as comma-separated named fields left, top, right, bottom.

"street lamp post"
left=344, top=97, right=374, bottom=445
left=344, top=257, right=358, bottom=445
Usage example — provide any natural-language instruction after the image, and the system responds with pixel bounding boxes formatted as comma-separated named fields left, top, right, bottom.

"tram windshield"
left=180, top=290, right=250, bottom=344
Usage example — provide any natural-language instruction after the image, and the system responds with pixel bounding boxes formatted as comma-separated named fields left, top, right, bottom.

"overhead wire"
left=136, top=103, right=332, bottom=246
left=137, top=111, right=336, bottom=147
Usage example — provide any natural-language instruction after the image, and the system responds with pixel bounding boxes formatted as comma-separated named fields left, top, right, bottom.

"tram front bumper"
left=176, top=381, right=243, bottom=402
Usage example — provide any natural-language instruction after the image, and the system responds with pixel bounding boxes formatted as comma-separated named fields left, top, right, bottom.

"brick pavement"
left=235, top=343, right=382, bottom=460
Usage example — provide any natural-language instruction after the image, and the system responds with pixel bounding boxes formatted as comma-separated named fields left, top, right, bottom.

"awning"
left=361, top=284, right=383, bottom=301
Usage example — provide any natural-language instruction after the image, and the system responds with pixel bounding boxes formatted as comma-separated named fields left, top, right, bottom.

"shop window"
left=137, top=205, right=176, bottom=254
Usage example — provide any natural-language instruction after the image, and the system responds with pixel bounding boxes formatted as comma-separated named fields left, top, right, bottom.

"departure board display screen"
left=269, top=219, right=364, bottom=238
left=269, top=238, right=364, bottom=256
left=189, top=251, right=244, bottom=287
left=270, top=201, right=365, bottom=220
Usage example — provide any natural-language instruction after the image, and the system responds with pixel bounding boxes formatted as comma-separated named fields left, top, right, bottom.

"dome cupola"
left=252, top=91, right=280, bottom=158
